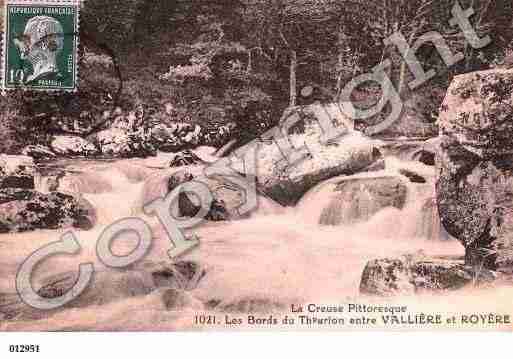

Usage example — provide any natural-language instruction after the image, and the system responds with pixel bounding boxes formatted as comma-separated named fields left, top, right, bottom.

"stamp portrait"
left=2, top=0, right=80, bottom=91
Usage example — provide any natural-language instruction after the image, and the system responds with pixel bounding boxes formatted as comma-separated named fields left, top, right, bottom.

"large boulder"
left=141, top=166, right=282, bottom=221
left=51, top=136, right=99, bottom=157
left=0, top=189, right=96, bottom=233
left=437, top=69, right=513, bottom=273
left=0, top=155, right=37, bottom=189
left=141, top=167, right=231, bottom=221
left=360, top=253, right=496, bottom=297
left=316, top=176, right=408, bottom=226
left=237, top=126, right=383, bottom=206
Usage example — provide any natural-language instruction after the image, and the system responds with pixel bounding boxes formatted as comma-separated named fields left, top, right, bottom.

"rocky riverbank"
left=360, top=69, right=513, bottom=296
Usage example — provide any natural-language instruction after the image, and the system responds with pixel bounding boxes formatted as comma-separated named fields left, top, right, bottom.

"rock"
left=169, top=150, right=203, bottom=167
left=150, top=123, right=204, bottom=152
left=0, top=292, right=29, bottom=320
left=318, top=176, right=408, bottom=226
left=218, top=297, right=286, bottom=313
left=150, top=123, right=181, bottom=151
left=143, top=260, right=206, bottom=290
left=411, top=137, right=440, bottom=166
left=51, top=136, right=99, bottom=157
left=150, top=120, right=233, bottom=151
left=141, top=166, right=283, bottom=221
left=360, top=253, right=497, bottom=296
left=398, top=169, right=427, bottom=183
left=0, top=269, right=159, bottom=321
left=21, top=145, right=56, bottom=161
left=94, top=128, right=156, bottom=158
left=49, top=114, right=95, bottom=135
left=2, top=260, right=204, bottom=321
left=183, top=124, right=202, bottom=145
left=285, top=103, right=355, bottom=135
left=167, top=168, right=231, bottom=221
left=362, top=92, right=438, bottom=137
left=0, top=155, right=36, bottom=189
left=414, top=151, right=436, bottom=166
left=380, top=141, right=423, bottom=160
left=175, top=123, right=195, bottom=137
left=236, top=128, right=383, bottom=206
left=364, top=154, right=386, bottom=172
left=38, top=270, right=157, bottom=308
left=202, top=123, right=236, bottom=148
left=0, top=189, right=96, bottom=233
left=160, top=289, right=203, bottom=310
left=437, top=69, right=513, bottom=272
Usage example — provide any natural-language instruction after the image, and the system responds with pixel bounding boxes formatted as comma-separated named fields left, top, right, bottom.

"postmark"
left=2, top=0, right=80, bottom=91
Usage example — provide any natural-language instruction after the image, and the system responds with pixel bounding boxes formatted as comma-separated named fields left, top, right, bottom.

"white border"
left=1, top=0, right=81, bottom=92
left=0, top=332, right=511, bottom=359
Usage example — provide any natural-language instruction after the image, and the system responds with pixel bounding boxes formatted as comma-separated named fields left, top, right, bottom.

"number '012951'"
left=9, top=345, right=40, bottom=353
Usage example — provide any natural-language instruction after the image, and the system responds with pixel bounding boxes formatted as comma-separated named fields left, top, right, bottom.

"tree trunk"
left=335, top=51, right=343, bottom=98
left=247, top=50, right=252, bottom=74
left=290, top=50, right=297, bottom=107
left=397, top=56, right=408, bottom=96
left=397, top=31, right=417, bottom=96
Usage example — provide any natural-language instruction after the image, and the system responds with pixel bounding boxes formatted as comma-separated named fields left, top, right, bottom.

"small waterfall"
left=318, top=176, right=406, bottom=226
left=34, top=172, right=58, bottom=193
left=397, top=181, right=451, bottom=241
left=58, top=172, right=114, bottom=194
left=35, top=161, right=153, bottom=225
left=295, top=155, right=450, bottom=241
left=82, top=168, right=147, bottom=225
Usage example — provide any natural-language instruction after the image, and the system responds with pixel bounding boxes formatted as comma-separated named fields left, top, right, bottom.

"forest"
left=1, top=0, right=512, bottom=155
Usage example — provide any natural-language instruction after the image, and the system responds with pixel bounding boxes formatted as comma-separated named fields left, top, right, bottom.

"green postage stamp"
left=2, top=0, right=80, bottom=91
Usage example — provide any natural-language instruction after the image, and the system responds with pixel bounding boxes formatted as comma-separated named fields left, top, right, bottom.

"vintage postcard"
left=0, top=0, right=513, bottom=343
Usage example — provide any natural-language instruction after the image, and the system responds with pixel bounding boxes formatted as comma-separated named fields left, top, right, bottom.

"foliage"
left=2, top=0, right=513, bottom=151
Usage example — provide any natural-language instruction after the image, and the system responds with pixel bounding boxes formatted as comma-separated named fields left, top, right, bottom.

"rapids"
left=2, top=148, right=510, bottom=331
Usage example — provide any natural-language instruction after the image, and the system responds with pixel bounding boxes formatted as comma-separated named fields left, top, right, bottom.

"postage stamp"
left=2, top=0, right=80, bottom=91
